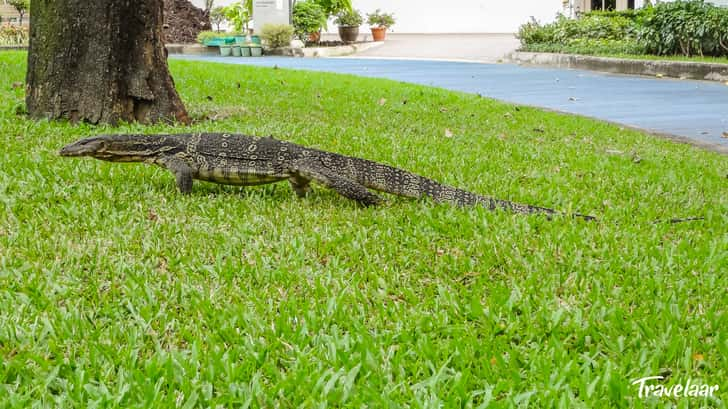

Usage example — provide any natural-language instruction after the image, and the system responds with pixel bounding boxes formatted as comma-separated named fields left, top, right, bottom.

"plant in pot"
left=293, top=1, right=327, bottom=44
left=366, top=9, right=395, bottom=41
left=334, top=9, right=363, bottom=44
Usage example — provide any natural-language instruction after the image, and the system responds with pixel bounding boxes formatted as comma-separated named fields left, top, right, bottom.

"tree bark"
left=26, top=0, right=190, bottom=125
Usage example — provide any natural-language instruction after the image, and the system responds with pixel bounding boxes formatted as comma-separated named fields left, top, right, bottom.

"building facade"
left=566, top=0, right=644, bottom=15
left=568, top=0, right=728, bottom=15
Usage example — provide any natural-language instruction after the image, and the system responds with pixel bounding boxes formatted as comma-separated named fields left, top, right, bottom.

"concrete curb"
left=0, top=46, right=27, bottom=51
left=264, top=41, right=384, bottom=58
left=508, top=51, right=728, bottom=82
left=166, top=44, right=219, bottom=56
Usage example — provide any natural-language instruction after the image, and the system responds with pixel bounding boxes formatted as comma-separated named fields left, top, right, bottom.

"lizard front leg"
left=288, top=174, right=312, bottom=198
left=291, top=162, right=382, bottom=206
left=159, top=156, right=194, bottom=194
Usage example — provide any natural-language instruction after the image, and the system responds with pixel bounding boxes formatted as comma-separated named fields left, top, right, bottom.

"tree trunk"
left=26, top=0, right=190, bottom=125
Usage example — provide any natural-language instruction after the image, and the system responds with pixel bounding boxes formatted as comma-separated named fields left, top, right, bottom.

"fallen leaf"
left=490, top=357, right=497, bottom=365
left=444, top=128, right=453, bottom=138
left=533, top=127, right=545, bottom=133
left=378, top=98, right=387, bottom=106
left=147, top=209, right=158, bottom=222
left=156, top=257, right=168, bottom=273
left=11, top=82, right=23, bottom=89
left=692, top=353, right=704, bottom=362
left=439, top=106, right=449, bottom=113
left=503, top=112, right=513, bottom=119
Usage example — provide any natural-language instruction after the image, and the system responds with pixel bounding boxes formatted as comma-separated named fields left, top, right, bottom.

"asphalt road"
left=173, top=55, right=728, bottom=152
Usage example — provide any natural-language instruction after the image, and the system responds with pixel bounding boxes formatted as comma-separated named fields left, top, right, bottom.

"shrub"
left=223, top=0, right=253, bottom=32
left=517, top=17, right=559, bottom=45
left=292, top=1, right=327, bottom=40
left=311, top=0, right=352, bottom=18
left=638, top=0, right=728, bottom=56
left=196, top=30, right=222, bottom=44
left=518, top=14, right=636, bottom=47
left=0, top=24, right=28, bottom=46
left=334, top=9, right=363, bottom=26
left=260, top=24, right=294, bottom=48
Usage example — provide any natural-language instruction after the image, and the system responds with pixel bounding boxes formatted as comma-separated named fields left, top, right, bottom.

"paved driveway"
left=322, top=33, right=520, bottom=63
left=172, top=55, right=728, bottom=152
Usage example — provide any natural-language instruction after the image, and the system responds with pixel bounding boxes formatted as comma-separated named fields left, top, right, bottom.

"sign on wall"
left=253, top=0, right=291, bottom=31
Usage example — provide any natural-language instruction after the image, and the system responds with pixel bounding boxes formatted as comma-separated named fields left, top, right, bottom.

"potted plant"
left=334, top=9, right=363, bottom=43
left=250, top=44, right=263, bottom=57
left=367, top=9, right=395, bottom=41
left=219, top=44, right=232, bottom=56
left=292, top=1, right=327, bottom=44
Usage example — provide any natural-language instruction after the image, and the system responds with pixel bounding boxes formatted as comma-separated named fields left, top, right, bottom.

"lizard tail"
left=341, top=155, right=594, bottom=220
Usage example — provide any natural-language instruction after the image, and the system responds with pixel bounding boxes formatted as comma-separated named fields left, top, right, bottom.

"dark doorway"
left=628, top=0, right=635, bottom=9
left=591, top=0, right=617, bottom=10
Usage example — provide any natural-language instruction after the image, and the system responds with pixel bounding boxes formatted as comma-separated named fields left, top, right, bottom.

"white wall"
left=192, top=0, right=565, bottom=33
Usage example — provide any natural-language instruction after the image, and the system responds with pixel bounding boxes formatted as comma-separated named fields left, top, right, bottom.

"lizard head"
left=59, top=134, right=174, bottom=162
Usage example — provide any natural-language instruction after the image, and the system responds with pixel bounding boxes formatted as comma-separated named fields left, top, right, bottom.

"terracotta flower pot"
left=371, top=26, right=387, bottom=41
left=308, top=31, right=321, bottom=43
left=338, top=25, right=360, bottom=43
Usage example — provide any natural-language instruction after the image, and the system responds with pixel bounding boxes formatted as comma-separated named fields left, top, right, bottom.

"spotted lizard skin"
left=60, top=133, right=593, bottom=219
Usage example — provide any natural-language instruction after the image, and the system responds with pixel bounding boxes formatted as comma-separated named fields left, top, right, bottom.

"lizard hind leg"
left=291, top=163, right=383, bottom=206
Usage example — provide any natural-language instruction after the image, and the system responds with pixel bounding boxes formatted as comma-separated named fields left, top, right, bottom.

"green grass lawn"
left=1, top=50, right=726, bottom=407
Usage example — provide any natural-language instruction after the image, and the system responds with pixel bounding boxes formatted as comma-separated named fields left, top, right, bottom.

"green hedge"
left=518, top=0, right=728, bottom=58
left=521, top=39, right=646, bottom=56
